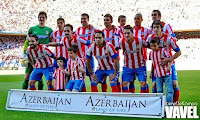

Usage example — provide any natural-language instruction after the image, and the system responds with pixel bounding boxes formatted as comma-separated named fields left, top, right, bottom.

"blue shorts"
left=152, top=64, right=178, bottom=82
left=30, top=67, right=54, bottom=81
left=122, top=66, right=147, bottom=82
left=86, top=57, right=94, bottom=76
left=171, top=64, right=178, bottom=81
left=53, top=59, right=68, bottom=70
left=95, top=69, right=118, bottom=83
left=66, top=80, right=84, bottom=92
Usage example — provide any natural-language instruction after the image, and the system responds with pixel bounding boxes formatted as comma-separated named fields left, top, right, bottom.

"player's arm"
left=47, top=36, right=64, bottom=47
left=46, top=42, right=60, bottom=47
left=23, top=39, right=29, bottom=54
left=146, top=36, right=151, bottom=48
left=113, top=57, right=119, bottom=76
left=78, top=59, right=86, bottom=74
left=165, top=24, right=178, bottom=41
left=149, top=64, right=154, bottom=79
left=109, top=44, right=119, bottom=80
left=160, top=38, right=181, bottom=65
left=44, top=47, right=57, bottom=59
left=65, top=77, right=69, bottom=89
left=23, top=37, right=29, bottom=61
left=149, top=52, right=153, bottom=79
left=142, top=38, right=148, bottom=48
left=86, top=57, right=97, bottom=80
left=77, top=36, right=91, bottom=46
left=114, top=28, right=120, bottom=49
left=27, top=54, right=34, bottom=68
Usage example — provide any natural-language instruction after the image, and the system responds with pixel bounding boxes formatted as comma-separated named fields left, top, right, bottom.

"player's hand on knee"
left=91, top=74, right=98, bottom=81
left=109, top=73, right=116, bottom=81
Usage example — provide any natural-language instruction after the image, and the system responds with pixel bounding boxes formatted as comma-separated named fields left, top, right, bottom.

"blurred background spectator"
left=0, top=36, right=25, bottom=68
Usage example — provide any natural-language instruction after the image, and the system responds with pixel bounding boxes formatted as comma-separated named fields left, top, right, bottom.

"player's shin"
left=91, top=81, right=98, bottom=92
left=47, top=81, right=54, bottom=91
left=129, top=82, right=135, bottom=93
left=101, top=79, right=107, bottom=92
left=38, top=79, right=44, bottom=90
left=110, top=82, right=118, bottom=92
left=22, top=79, right=29, bottom=89
left=117, top=78, right=122, bottom=92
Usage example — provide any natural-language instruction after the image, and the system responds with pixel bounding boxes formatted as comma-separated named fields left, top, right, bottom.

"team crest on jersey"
left=46, top=31, right=49, bottom=35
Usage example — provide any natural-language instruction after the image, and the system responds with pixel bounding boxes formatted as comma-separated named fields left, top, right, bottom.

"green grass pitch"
left=0, top=70, right=200, bottom=120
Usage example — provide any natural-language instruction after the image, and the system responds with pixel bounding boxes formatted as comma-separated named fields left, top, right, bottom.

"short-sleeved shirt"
left=26, top=44, right=54, bottom=68
left=149, top=48, right=171, bottom=77
left=67, top=57, right=85, bottom=80
left=86, top=41, right=118, bottom=70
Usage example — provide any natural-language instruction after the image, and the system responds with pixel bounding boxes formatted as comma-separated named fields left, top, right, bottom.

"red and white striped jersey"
left=86, top=41, right=118, bottom=70
left=118, top=37, right=147, bottom=69
left=133, top=26, right=150, bottom=40
left=75, top=27, right=98, bottom=55
left=67, top=57, right=85, bottom=80
left=150, top=21, right=174, bottom=35
left=114, top=26, right=125, bottom=47
left=53, top=68, right=66, bottom=90
left=50, top=30, right=67, bottom=58
left=146, top=33, right=180, bottom=58
left=75, top=27, right=97, bottom=41
left=26, top=44, right=54, bottom=68
left=149, top=48, right=171, bottom=77
left=102, top=28, right=117, bottom=47
left=59, top=35, right=90, bottom=59
left=133, top=26, right=150, bottom=61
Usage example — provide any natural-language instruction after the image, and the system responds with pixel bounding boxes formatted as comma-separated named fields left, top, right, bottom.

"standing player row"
left=23, top=10, right=181, bottom=104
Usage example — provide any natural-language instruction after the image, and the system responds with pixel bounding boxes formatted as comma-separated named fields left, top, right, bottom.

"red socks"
left=101, top=83, right=107, bottom=92
left=81, top=87, right=87, bottom=92
left=91, top=85, right=98, bottom=92
left=173, top=87, right=180, bottom=103
left=111, top=86, right=119, bottom=92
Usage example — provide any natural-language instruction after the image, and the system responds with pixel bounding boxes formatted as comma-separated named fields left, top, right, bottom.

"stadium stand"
left=1, top=0, right=200, bottom=32
left=0, top=35, right=25, bottom=69
left=0, top=0, right=200, bottom=70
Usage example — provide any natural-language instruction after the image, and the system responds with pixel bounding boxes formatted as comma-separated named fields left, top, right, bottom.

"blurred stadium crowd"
left=0, top=36, right=25, bottom=68
left=1, top=0, right=200, bottom=32
left=0, top=0, right=200, bottom=69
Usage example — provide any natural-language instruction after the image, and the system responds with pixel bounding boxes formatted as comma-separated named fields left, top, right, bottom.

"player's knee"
left=152, top=82, right=156, bottom=89
left=29, top=80, right=35, bottom=86
left=122, top=82, right=129, bottom=87
left=47, top=81, right=52, bottom=86
left=110, top=81, right=117, bottom=86
left=25, top=74, right=30, bottom=80
left=140, top=81, right=146, bottom=87
left=91, top=81, right=97, bottom=86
